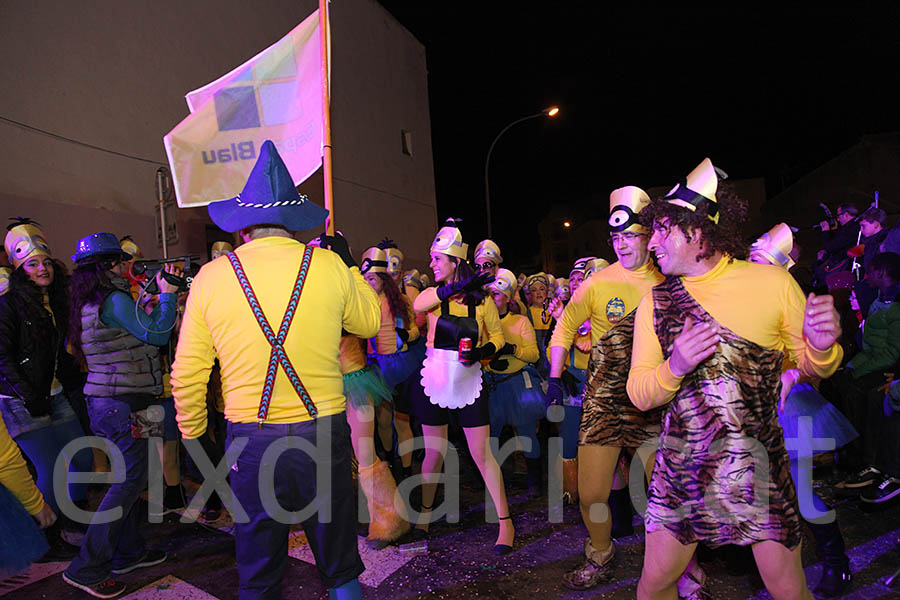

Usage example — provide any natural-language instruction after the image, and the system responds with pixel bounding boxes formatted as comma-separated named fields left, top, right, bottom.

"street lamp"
left=484, top=106, right=560, bottom=239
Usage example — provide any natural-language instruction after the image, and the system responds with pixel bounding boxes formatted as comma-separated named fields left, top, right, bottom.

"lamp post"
left=484, top=106, right=559, bottom=239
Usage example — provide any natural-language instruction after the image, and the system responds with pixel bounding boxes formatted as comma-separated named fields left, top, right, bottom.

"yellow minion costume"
left=0, top=267, right=11, bottom=296
left=210, top=241, right=234, bottom=260
left=412, top=219, right=503, bottom=416
left=474, top=239, right=502, bottom=270
left=119, top=236, right=146, bottom=298
left=750, top=223, right=795, bottom=269
left=4, top=219, right=51, bottom=269
left=524, top=272, right=553, bottom=377
left=629, top=158, right=843, bottom=557
left=485, top=269, right=545, bottom=487
left=361, top=247, right=421, bottom=386
left=552, top=185, right=664, bottom=591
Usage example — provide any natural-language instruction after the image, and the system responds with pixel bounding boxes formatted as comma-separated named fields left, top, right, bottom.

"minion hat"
left=664, top=158, right=720, bottom=225
left=547, top=273, right=557, bottom=291
left=119, top=236, right=142, bottom=259
left=0, top=266, right=11, bottom=296
left=474, top=239, right=502, bottom=265
left=377, top=238, right=404, bottom=275
left=360, top=247, right=389, bottom=275
left=517, top=273, right=527, bottom=288
left=489, top=268, right=518, bottom=299
left=571, top=256, right=596, bottom=274
left=4, top=218, right=51, bottom=269
left=751, top=223, right=795, bottom=270
left=210, top=241, right=234, bottom=259
left=527, top=272, right=550, bottom=290
left=608, top=186, right=651, bottom=234
left=403, top=269, right=422, bottom=290
left=585, top=258, right=611, bottom=278
left=420, top=273, right=431, bottom=288
left=430, top=218, right=468, bottom=260
left=555, top=278, right=570, bottom=297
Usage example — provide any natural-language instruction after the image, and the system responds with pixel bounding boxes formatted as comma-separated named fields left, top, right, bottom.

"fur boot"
left=359, top=459, right=410, bottom=549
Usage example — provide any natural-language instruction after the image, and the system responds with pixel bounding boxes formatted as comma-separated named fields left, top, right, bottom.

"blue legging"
left=559, top=404, right=581, bottom=460
left=15, top=419, right=93, bottom=514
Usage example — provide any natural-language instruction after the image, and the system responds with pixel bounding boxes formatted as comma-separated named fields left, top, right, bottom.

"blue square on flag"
left=259, top=81, right=303, bottom=126
left=214, top=86, right=260, bottom=131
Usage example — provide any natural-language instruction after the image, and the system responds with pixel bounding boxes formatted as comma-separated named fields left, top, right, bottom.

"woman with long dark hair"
left=0, top=218, right=92, bottom=560
left=410, top=219, right=514, bottom=554
left=62, top=232, right=180, bottom=598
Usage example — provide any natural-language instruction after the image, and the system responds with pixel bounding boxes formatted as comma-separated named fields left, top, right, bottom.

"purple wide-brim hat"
left=208, top=140, right=329, bottom=233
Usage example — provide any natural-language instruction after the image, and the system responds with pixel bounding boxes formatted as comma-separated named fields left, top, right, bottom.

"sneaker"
left=110, top=549, right=168, bottom=575
left=861, top=475, right=900, bottom=503
left=62, top=573, right=127, bottom=599
left=836, top=466, right=882, bottom=489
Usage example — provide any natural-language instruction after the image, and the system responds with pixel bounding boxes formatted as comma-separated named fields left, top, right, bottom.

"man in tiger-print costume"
left=628, top=158, right=843, bottom=600
left=548, top=186, right=667, bottom=591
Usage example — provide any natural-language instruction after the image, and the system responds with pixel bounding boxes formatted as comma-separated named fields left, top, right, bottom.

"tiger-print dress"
left=643, top=276, right=801, bottom=549
left=579, top=311, right=666, bottom=447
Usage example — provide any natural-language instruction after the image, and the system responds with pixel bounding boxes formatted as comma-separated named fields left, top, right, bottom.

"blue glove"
left=546, top=377, right=564, bottom=406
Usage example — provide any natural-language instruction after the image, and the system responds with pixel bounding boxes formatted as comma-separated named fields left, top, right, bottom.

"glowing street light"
left=484, top=105, right=561, bottom=238
left=563, top=221, right=571, bottom=228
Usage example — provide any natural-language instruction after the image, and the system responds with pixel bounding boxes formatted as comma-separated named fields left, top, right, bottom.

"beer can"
left=458, top=337, right=473, bottom=362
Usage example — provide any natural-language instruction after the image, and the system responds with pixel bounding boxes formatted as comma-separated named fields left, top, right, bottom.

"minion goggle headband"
left=665, top=179, right=719, bottom=225
left=751, top=234, right=792, bottom=269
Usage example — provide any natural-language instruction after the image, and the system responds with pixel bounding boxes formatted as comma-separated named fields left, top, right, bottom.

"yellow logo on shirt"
left=606, top=297, right=626, bottom=323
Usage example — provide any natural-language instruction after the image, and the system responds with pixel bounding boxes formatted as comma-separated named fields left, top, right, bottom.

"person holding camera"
left=62, top=232, right=180, bottom=599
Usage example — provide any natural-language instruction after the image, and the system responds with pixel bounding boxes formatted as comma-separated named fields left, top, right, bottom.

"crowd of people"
left=0, top=142, right=894, bottom=600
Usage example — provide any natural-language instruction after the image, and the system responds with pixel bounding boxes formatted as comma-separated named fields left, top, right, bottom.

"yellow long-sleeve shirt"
left=550, top=261, right=663, bottom=351
left=0, top=416, right=43, bottom=515
left=548, top=323, right=591, bottom=370
left=368, top=294, right=419, bottom=354
left=628, top=256, right=843, bottom=410
left=486, top=312, right=539, bottom=374
left=172, top=236, right=380, bottom=438
left=413, top=287, right=505, bottom=351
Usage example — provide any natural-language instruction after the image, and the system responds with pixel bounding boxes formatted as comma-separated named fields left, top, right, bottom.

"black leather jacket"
left=0, top=280, right=84, bottom=417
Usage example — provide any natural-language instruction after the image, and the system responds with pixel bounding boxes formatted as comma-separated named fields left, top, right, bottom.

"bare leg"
left=416, top=424, right=448, bottom=531
left=637, top=530, right=697, bottom=600
left=463, top=425, right=514, bottom=548
left=161, top=440, right=181, bottom=486
left=752, top=540, right=813, bottom=600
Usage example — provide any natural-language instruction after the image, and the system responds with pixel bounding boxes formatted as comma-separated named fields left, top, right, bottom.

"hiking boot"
left=561, top=538, right=616, bottom=590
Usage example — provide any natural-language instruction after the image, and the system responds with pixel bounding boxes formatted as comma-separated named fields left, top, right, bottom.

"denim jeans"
left=228, top=413, right=363, bottom=599
left=65, top=397, right=148, bottom=585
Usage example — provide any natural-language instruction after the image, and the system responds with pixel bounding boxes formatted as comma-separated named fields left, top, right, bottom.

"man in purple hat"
left=172, top=140, right=380, bottom=600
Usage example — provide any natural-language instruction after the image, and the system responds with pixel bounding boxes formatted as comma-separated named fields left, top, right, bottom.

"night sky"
left=377, top=2, right=900, bottom=268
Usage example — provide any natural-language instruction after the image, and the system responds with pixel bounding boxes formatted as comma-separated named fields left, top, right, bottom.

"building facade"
left=0, top=0, right=437, bottom=270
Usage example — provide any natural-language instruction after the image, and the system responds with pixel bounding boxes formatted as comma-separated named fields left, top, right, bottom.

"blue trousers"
left=228, top=413, right=363, bottom=599
left=65, top=397, right=148, bottom=585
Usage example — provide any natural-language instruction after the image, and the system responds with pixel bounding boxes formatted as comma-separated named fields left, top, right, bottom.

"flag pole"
left=319, top=0, right=335, bottom=235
